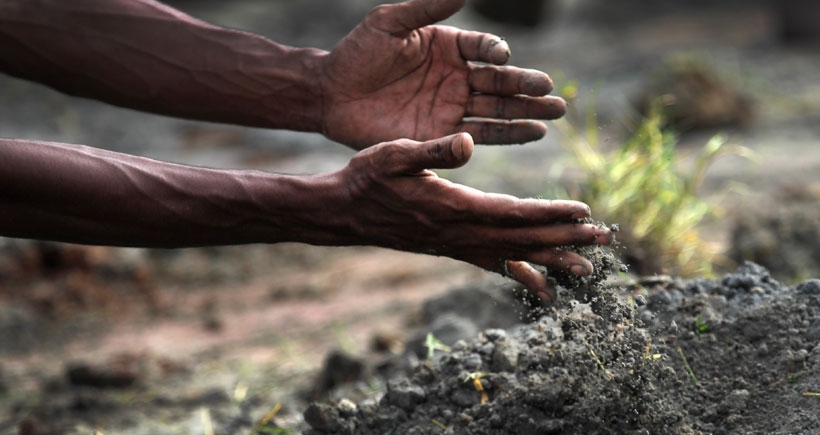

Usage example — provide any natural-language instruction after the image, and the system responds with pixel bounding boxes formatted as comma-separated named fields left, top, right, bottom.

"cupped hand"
left=319, top=0, right=566, bottom=150
left=330, top=133, right=611, bottom=301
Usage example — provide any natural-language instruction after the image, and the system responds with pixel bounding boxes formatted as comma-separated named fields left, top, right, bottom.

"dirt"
left=302, top=262, right=820, bottom=435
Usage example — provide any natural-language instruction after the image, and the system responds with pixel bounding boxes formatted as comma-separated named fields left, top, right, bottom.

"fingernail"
left=570, top=206, right=591, bottom=220
left=571, top=264, right=590, bottom=276
left=598, top=230, right=613, bottom=244
left=490, top=39, right=511, bottom=64
left=538, top=290, right=553, bottom=302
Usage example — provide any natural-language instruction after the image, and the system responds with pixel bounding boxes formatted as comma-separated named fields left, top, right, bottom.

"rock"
left=483, top=328, right=507, bottom=342
left=491, top=341, right=520, bottom=373
left=66, top=362, right=139, bottom=389
left=805, top=321, right=820, bottom=341
left=808, top=345, right=820, bottom=366
left=336, top=398, right=357, bottom=417
left=797, top=279, right=820, bottom=295
left=461, top=353, right=483, bottom=372
left=385, top=379, right=426, bottom=411
left=308, top=350, right=365, bottom=400
left=722, top=389, right=751, bottom=413
left=304, top=402, right=341, bottom=432
left=648, top=291, right=674, bottom=311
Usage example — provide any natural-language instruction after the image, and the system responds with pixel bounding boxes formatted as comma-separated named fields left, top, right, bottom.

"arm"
left=0, top=0, right=325, bottom=133
left=0, top=0, right=565, bottom=149
left=0, top=138, right=339, bottom=247
left=0, top=136, right=611, bottom=300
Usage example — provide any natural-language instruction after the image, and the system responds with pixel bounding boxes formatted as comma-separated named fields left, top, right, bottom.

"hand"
left=319, top=0, right=566, bottom=149
left=329, top=133, right=611, bottom=301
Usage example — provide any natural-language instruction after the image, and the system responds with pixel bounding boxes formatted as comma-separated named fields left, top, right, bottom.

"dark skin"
left=0, top=0, right=611, bottom=301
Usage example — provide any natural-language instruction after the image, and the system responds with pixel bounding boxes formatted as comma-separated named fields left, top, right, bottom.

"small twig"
left=250, top=403, right=283, bottom=434
left=465, top=372, right=490, bottom=404
left=677, top=347, right=698, bottom=385
left=803, top=392, right=820, bottom=397
left=431, top=419, right=448, bottom=430
left=589, top=349, right=614, bottom=379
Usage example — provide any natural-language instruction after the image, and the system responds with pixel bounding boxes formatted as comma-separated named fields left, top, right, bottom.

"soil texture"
left=303, top=263, right=820, bottom=435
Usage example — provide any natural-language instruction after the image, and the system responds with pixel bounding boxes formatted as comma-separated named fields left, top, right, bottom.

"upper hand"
left=328, top=133, right=611, bottom=301
left=319, top=0, right=566, bottom=149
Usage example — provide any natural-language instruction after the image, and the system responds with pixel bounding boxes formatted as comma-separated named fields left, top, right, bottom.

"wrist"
left=243, top=170, right=353, bottom=246
left=247, top=43, right=329, bottom=133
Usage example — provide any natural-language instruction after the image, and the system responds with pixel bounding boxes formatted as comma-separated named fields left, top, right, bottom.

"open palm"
left=319, top=0, right=566, bottom=149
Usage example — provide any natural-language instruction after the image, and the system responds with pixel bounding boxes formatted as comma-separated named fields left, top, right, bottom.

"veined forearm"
left=0, top=0, right=326, bottom=132
left=0, top=139, right=346, bottom=247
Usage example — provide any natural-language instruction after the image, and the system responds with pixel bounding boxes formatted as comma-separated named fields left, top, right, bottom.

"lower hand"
left=327, top=133, right=611, bottom=300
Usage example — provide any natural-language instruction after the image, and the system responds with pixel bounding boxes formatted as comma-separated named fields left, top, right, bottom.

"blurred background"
left=1, top=0, right=819, bottom=433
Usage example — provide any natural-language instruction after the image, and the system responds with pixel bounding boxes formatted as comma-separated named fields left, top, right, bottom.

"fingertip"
left=570, top=203, right=592, bottom=220
left=452, top=132, right=474, bottom=164
left=420, top=134, right=473, bottom=170
left=506, top=261, right=555, bottom=302
left=515, top=121, right=548, bottom=144
left=523, top=71, right=554, bottom=96
left=534, top=121, right=548, bottom=139
left=570, top=262, right=594, bottom=277
left=596, top=228, right=614, bottom=245
left=489, top=39, right=511, bottom=65
left=537, top=287, right=557, bottom=303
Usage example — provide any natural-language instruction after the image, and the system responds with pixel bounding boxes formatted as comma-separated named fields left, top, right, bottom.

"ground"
left=1, top=0, right=819, bottom=434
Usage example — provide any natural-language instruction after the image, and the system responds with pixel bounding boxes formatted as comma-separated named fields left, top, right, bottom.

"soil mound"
left=304, top=262, right=820, bottom=434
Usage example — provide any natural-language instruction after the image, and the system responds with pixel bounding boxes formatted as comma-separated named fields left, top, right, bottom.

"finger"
left=521, top=249, right=594, bottom=277
left=505, top=261, right=556, bottom=302
left=385, top=133, right=474, bottom=175
left=469, top=65, right=554, bottom=96
left=449, top=189, right=592, bottom=222
left=456, top=223, right=612, bottom=251
left=457, top=31, right=510, bottom=65
left=467, top=257, right=555, bottom=302
left=367, top=0, right=466, bottom=37
left=466, top=95, right=567, bottom=120
left=459, top=119, right=547, bottom=144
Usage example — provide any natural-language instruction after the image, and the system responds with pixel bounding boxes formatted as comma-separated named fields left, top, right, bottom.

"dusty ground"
left=302, top=263, right=820, bottom=435
left=1, top=0, right=819, bottom=434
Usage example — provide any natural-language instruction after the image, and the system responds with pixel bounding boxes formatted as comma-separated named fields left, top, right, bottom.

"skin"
left=0, top=0, right=610, bottom=301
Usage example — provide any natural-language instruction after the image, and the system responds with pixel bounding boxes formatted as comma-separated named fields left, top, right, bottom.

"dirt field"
left=1, top=0, right=819, bottom=434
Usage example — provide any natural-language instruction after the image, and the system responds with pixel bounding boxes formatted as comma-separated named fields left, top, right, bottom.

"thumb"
left=388, top=133, right=474, bottom=175
left=369, top=0, right=467, bottom=37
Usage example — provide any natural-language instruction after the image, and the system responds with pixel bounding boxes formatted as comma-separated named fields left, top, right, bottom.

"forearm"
left=0, top=0, right=326, bottom=132
left=0, top=139, right=347, bottom=248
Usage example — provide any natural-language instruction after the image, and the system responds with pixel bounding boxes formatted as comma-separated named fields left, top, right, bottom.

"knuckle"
left=367, top=4, right=393, bottom=23
left=495, top=97, right=506, bottom=118
left=475, top=34, right=487, bottom=59
left=494, top=67, right=505, bottom=93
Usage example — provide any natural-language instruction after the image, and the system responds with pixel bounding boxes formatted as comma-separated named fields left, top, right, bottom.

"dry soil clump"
left=304, top=261, right=820, bottom=434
